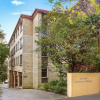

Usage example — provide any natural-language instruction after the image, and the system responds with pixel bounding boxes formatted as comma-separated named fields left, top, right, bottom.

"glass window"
left=20, top=38, right=23, bottom=49
left=41, top=56, right=48, bottom=83
left=20, top=55, right=22, bottom=66
left=20, top=22, right=23, bottom=33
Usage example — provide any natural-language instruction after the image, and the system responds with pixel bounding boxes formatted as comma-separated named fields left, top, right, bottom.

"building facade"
left=8, top=9, right=58, bottom=89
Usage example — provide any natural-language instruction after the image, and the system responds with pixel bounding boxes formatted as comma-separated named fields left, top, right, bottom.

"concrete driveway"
left=0, top=84, right=66, bottom=100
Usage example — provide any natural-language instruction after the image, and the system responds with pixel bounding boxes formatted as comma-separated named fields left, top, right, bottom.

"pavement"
left=0, top=84, right=100, bottom=100
left=62, top=94, right=100, bottom=100
left=0, top=84, right=66, bottom=100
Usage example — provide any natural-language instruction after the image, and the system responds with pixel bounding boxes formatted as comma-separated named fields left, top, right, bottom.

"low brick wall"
left=67, top=73, right=100, bottom=97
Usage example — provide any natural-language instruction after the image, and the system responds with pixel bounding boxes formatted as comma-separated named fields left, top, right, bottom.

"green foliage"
left=36, top=11, right=99, bottom=74
left=0, top=26, right=9, bottom=82
left=0, top=43, right=9, bottom=65
left=49, top=80, right=59, bottom=86
left=39, top=80, right=67, bottom=95
left=0, top=26, right=5, bottom=40
left=0, top=80, right=2, bottom=83
left=94, top=54, right=100, bottom=72
left=54, top=86, right=66, bottom=94
left=0, top=87, right=2, bottom=97
left=0, top=67, right=7, bottom=82
left=56, top=80, right=67, bottom=87
left=36, top=0, right=100, bottom=81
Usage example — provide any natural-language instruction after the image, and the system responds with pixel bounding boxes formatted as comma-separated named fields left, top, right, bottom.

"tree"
left=0, top=42, right=9, bottom=65
left=0, top=26, right=9, bottom=82
left=36, top=0, right=100, bottom=80
left=0, top=26, right=5, bottom=40
left=0, top=26, right=9, bottom=66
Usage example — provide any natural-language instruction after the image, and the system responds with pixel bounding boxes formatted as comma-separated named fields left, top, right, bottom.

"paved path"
left=62, top=94, right=100, bottom=100
left=1, top=84, right=100, bottom=100
left=0, top=84, right=66, bottom=100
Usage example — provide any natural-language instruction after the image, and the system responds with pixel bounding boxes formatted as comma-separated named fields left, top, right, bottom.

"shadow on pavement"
left=63, top=94, right=100, bottom=100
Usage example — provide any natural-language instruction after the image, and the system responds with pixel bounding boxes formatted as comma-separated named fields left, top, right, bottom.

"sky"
left=0, top=0, right=77, bottom=43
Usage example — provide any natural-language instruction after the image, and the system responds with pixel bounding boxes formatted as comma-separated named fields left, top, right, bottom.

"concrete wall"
left=67, top=73, right=100, bottom=97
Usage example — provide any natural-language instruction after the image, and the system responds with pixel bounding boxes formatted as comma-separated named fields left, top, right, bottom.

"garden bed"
left=39, top=80, right=67, bottom=95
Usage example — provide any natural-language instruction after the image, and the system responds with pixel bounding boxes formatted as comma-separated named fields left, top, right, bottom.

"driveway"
left=0, top=84, right=66, bottom=100
left=1, top=84, right=100, bottom=100
left=62, top=94, right=100, bottom=100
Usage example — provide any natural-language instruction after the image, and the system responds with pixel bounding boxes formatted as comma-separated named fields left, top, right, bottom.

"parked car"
left=4, top=80, right=9, bottom=84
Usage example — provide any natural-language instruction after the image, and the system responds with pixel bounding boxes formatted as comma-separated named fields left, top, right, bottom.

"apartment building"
left=8, top=9, right=58, bottom=89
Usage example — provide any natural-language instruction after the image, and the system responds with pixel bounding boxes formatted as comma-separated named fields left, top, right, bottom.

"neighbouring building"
left=8, top=9, right=59, bottom=89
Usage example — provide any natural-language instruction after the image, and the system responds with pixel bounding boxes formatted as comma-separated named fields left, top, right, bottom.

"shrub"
left=0, top=72, right=7, bottom=82
left=55, top=86, right=67, bottom=95
left=56, top=80, right=67, bottom=87
left=0, top=80, right=2, bottom=83
left=49, top=80, right=59, bottom=86
left=39, top=80, right=67, bottom=95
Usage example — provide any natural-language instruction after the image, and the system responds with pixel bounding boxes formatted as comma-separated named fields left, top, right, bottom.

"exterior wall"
left=33, top=13, right=59, bottom=89
left=8, top=17, right=33, bottom=89
left=67, top=73, right=100, bottom=97
left=8, top=10, right=59, bottom=89
left=8, top=18, right=24, bottom=88
left=23, top=18, right=33, bottom=36
left=33, top=13, right=42, bottom=89
left=48, top=60, right=59, bottom=82
left=22, top=54, right=33, bottom=88
left=22, top=18, right=33, bottom=89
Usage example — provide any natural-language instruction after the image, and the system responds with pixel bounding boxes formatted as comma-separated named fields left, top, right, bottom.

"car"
left=4, top=80, right=9, bottom=84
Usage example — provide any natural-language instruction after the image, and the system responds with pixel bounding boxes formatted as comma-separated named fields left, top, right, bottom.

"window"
left=13, top=47, right=15, bottom=55
left=18, top=56, right=19, bottom=65
left=16, top=32, right=17, bottom=39
left=15, top=57, right=16, bottom=65
left=42, top=78, right=48, bottom=83
left=11, top=47, right=15, bottom=56
left=16, top=44, right=17, bottom=52
left=17, top=42, right=19, bottom=50
left=42, top=56, right=48, bottom=83
left=14, top=35, right=15, bottom=42
left=14, top=58, right=15, bottom=66
left=20, top=55, right=22, bottom=66
left=20, top=22, right=23, bottom=33
left=17, top=29, right=19, bottom=36
left=20, top=38, right=23, bottom=49
left=19, top=27, right=20, bottom=35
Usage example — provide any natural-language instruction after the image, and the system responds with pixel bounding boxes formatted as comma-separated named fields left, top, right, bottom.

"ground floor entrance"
left=9, top=71, right=22, bottom=88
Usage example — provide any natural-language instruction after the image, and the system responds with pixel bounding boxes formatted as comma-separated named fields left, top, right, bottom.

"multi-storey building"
left=8, top=9, right=58, bottom=89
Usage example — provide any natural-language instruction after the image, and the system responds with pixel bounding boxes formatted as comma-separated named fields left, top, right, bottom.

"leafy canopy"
left=36, top=0, right=100, bottom=77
